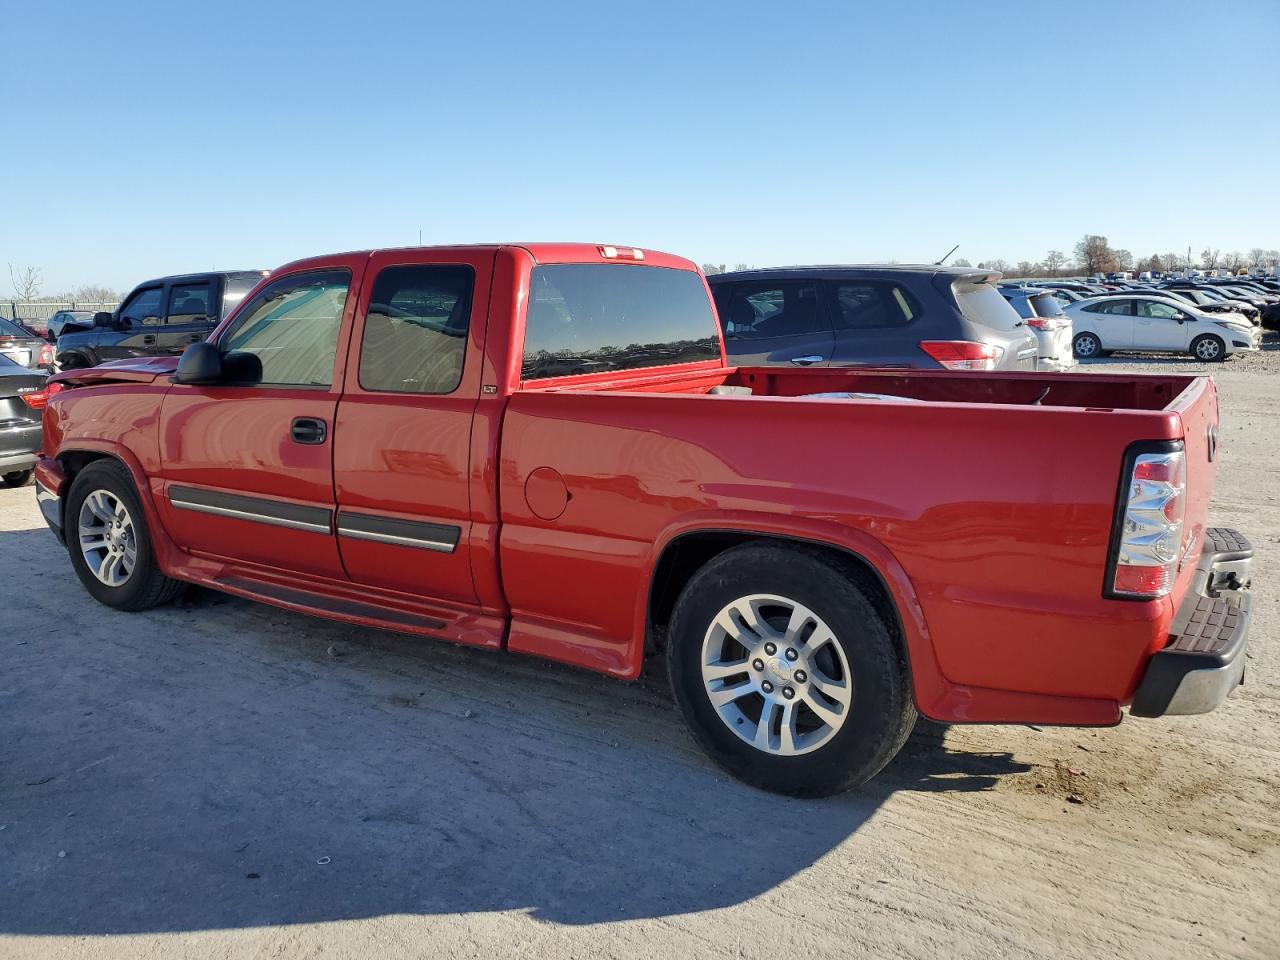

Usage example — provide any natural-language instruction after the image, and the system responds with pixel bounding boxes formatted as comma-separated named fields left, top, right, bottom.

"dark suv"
left=706, top=265, right=1039, bottom=371
left=55, top=271, right=264, bottom=370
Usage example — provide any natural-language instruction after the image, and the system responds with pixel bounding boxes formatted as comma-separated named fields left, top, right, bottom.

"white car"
left=1064, top=294, right=1261, bottom=362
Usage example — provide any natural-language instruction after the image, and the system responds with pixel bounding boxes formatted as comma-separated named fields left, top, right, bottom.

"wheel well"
left=59, top=450, right=114, bottom=482
left=647, top=532, right=907, bottom=662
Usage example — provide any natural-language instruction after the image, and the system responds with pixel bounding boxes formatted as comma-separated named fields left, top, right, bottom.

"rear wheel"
left=1191, top=334, right=1226, bottom=362
left=57, top=352, right=91, bottom=370
left=65, top=459, right=183, bottom=611
left=667, top=543, right=916, bottom=797
left=1073, top=332, right=1102, bottom=359
left=2, top=470, right=32, bottom=487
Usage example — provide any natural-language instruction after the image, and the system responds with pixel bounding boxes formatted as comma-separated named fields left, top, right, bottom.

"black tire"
left=1190, top=334, right=1227, bottom=362
left=65, top=459, right=184, bottom=611
left=57, top=352, right=91, bottom=370
left=666, top=542, right=917, bottom=797
left=2, top=470, right=32, bottom=488
left=1073, top=332, right=1102, bottom=359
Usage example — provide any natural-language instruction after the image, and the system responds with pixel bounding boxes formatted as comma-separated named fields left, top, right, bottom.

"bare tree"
left=1222, top=251, right=1244, bottom=272
left=1073, top=235, right=1116, bottom=275
left=1163, top=251, right=1184, bottom=273
left=1265, top=250, right=1280, bottom=268
left=1248, top=247, right=1267, bottom=269
left=71, top=284, right=123, bottom=302
left=732, top=263, right=750, bottom=272
left=952, top=258, right=972, bottom=267
left=1201, top=248, right=1220, bottom=270
left=7, top=264, right=42, bottom=301
left=1044, top=250, right=1065, bottom=277
left=701, top=263, right=725, bottom=276
left=1113, top=249, right=1134, bottom=271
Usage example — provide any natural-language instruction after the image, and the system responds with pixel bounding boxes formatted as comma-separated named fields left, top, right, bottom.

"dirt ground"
left=2, top=346, right=1278, bottom=960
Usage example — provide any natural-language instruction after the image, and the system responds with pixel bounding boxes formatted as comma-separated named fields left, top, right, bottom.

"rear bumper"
left=1130, top=527, right=1253, bottom=717
left=0, top=421, right=41, bottom=472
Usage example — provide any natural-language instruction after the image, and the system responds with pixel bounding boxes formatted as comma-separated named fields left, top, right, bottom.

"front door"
left=331, top=249, right=493, bottom=607
left=100, top=285, right=165, bottom=361
left=157, top=258, right=366, bottom=579
left=1135, top=298, right=1194, bottom=351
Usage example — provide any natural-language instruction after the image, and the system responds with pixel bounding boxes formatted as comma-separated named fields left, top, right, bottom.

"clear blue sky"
left=3, top=0, right=1277, bottom=293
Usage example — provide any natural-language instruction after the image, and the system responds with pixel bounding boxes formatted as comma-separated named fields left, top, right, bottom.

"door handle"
left=790, top=355, right=824, bottom=366
left=290, top=417, right=328, bottom=445
left=142, top=334, right=156, bottom=345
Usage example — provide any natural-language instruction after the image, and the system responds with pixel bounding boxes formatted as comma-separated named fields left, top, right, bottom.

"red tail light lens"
left=19, top=381, right=61, bottom=411
left=39, top=343, right=55, bottom=366
left=1110, top=447, right=1186, bottom=598
left=919, top=340, right=1004, bottom=371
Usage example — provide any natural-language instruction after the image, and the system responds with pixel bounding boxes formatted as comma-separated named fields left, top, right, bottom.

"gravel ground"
left=2, top=340, right=1278, bottom=960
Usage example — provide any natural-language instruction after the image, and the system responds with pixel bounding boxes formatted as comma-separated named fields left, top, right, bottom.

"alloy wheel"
left=78, top=489, right=137, bottom=587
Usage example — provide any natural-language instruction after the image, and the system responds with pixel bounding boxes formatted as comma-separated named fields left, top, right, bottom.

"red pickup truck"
left=35, top=244, right=1253, bottom=796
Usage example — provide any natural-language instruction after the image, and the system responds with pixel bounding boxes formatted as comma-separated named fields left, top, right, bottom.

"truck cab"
left=55, top=271, right=265, bottom=371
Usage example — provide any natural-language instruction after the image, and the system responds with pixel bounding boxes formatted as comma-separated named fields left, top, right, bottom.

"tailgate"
left=1170, top=377, right=1219, bottom=602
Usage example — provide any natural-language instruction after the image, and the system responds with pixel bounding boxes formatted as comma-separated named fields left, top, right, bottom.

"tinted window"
left=1137, top=299, right=1180, bottom=319
left=1006, top=296, right=1034, bottom=319
left=522, top=265, right=719, bottom=381
left=1028, top=294, right=1064, bottom=317
left=832, top=282, right=916, bottom=329
left=1094, top=300, right=1134, bottom=316
left=712, top=282, right=824, bottom=339
left=120, top=287, right=164, bottom=326
left=166, top=282, right=213, bottom=325
left=220, top=269, right=351, bottom=387
left=0, top=317, right=30, bottom=338
left=359, top=265, right=473, bottom=394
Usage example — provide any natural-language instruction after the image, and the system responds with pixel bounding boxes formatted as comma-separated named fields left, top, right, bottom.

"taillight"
left=1108, top=445, right=1186, bottom=599
left=919, top=340, right=1004, bottom=371
left=39, top=343, right=55, bottom=366
left=20, top=381, right=61, bottom=411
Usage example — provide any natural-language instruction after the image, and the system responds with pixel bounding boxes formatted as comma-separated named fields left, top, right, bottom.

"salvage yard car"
left=54, top=270, right=265, bottom=370
left=33, top=243, right=1254, bottom=796
left=1065, top=294, right=1261, bottom=361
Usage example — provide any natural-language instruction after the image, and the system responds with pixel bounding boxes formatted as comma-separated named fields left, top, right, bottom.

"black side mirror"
left=173, top=341, right=223, bottom=385
left=93, top=311, right=113, bottom=327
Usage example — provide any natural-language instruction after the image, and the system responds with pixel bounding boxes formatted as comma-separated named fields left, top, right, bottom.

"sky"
left=2, top=0, right=1278, bottom=294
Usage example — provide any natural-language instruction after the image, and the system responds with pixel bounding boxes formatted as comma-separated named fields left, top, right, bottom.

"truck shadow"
left=0, top=523, right=1030, bottom=935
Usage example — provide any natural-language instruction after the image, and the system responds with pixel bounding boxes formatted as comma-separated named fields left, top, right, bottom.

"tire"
left=57, top=352, right=91, bottom=371
left=666, top=542, right=917, bottom=797
left=1190, top=334, right=1226, bottom=362
left=1073, top=332, right=1102, bottom=359
left=64, top=459, right=184, bottom=611
left=2, top=470, right=32, bottom=488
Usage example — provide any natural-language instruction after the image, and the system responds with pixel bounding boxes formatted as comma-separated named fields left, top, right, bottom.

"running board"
left=217, top=574, right=448, bottom=633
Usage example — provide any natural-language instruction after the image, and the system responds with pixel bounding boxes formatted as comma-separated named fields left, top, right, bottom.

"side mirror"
left=93, top=311, right=114, bottom=327
left=173, top=341, right=223, bottom=385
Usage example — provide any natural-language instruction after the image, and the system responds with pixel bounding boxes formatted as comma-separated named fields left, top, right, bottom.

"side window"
left=358, top=264, right=474, bottom=394
left=119, top=287, right=164, bottom=326
left=1138, top=300, right=1179, bottom=319
left=1095, top=300, right=1133, bottom=316
left=219, top=269, right=351, bottom=387
left=165, top=282, right=213, bottom=325
left=832, top=283, right=917, bottom=329
left=712, top=282, right=824, bottom=339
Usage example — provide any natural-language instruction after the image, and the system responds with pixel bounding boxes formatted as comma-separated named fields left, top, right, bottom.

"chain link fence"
left=2, top=300, right=120, bottom=323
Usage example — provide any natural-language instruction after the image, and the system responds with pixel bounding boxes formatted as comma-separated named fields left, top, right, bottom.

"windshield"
left=521, top=265, right=721, bottom=381
left=952, top=280, right=1025, bottom=331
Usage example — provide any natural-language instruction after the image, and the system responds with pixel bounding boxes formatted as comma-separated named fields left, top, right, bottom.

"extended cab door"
left=156, top=258, right=366, bottom=578
left=712, top=280, right=833, bottom=366
left=330, top=249, right=493, bottom=608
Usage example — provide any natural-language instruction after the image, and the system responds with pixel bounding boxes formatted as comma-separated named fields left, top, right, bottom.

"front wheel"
left=1073, top=332, right=1102, bottom=359
left=1191, top=334, right=1226, bottom=362
left=667, top=543, right=916, bottom=797
left=65, top=459, right=184, bottom=611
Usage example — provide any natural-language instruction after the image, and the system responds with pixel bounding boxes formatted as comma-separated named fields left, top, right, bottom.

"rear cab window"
left=521, top=264, right=720, bottom=381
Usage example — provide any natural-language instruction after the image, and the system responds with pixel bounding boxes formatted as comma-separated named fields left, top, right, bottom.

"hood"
left=51, top=355, right=180, bottom=388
